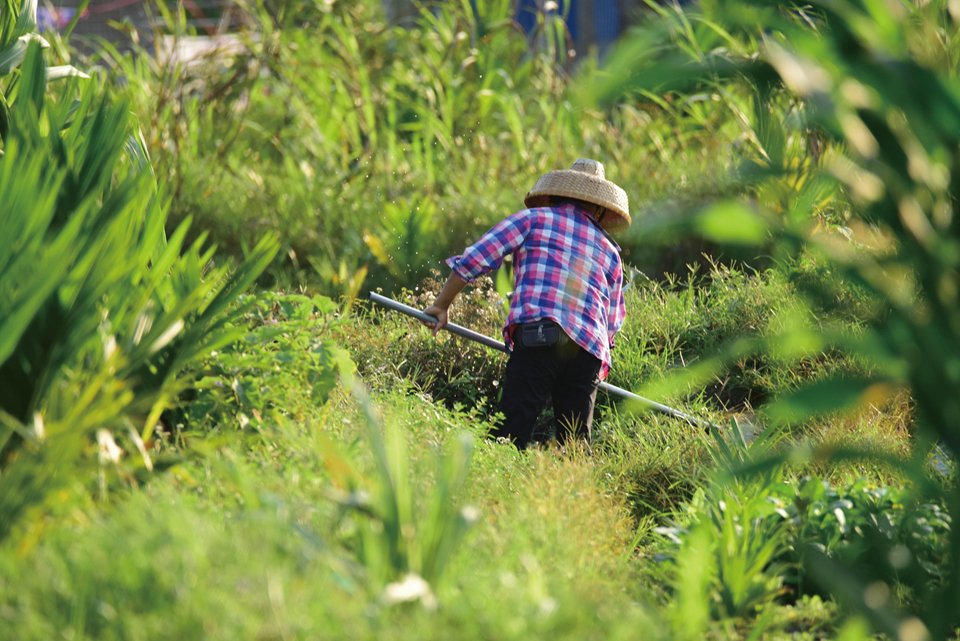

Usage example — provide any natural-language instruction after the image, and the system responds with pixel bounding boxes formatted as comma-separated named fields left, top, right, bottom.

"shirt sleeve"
left=607, top=259, right=625, bottom=347
left=445, top=211, right=532, bottom=282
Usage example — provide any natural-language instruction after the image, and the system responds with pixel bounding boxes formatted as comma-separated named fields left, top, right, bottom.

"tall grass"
left=92, top=0, right=749, bottom=294
left=328, top=386, right=476, bottom=604
left=0, top=381, right=666, bottom=641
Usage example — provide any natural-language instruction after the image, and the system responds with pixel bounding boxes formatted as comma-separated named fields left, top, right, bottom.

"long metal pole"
left=368, top=292, right=716, bottom=431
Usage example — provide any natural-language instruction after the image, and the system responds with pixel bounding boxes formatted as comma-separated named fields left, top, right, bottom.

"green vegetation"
left=590, top=1, right=960, bottom=637
left=0, top=0, right=278, bottom=553
left=3, top=0, right=960, bottom=639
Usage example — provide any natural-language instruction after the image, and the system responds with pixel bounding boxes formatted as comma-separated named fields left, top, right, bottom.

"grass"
left=0, top=268, right=920, bottom=640
left=345, top=259, right=875, bottom=426
left=0, top=355, right=911, bottom=640
left=0, top=385, right=663, bottom=641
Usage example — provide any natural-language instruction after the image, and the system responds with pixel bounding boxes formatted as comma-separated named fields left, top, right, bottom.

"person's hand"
left=422, top=304, right=449, bottom=335
left=419, top=272, right=465, bottom=335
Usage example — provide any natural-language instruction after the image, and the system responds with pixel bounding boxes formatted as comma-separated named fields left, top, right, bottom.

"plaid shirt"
left=446, top=203, right=625, bottom=379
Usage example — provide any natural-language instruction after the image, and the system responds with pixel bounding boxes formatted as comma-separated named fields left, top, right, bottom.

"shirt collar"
left=555, top=203, right=622, bottom=253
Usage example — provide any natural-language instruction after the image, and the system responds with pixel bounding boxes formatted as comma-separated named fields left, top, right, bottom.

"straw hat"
left=524, top=158, right=631, bottom=230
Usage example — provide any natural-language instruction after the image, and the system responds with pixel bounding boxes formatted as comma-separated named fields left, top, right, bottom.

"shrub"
left=0, top=3, right=278, bottom=544
left=345, top=273, right=508, bottom=411
left=655, top=473, right=951, bottom=616
left=175, top=291, right=356, bottom=434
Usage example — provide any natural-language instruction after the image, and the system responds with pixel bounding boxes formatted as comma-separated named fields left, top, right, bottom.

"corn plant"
left=587, top=1, right=960, bottom=638
left=0, top=20, right=278, bottom=543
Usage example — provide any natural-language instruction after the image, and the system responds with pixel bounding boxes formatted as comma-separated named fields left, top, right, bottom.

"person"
left=423, top=158, right=630, bottom=448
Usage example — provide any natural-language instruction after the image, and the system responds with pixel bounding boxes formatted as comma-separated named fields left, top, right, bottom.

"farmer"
left=422, top=158, right=630, bottom=448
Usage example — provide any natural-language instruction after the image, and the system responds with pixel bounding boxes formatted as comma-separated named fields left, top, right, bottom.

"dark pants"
left=495, top=324, right=603, bottom=449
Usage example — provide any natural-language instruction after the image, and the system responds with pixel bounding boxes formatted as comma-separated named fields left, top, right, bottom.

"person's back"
left=505, top=199, right=623, bottom=382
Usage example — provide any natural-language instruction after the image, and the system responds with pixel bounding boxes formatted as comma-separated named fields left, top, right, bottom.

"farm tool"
left=368, top=292, right=720, bottom=433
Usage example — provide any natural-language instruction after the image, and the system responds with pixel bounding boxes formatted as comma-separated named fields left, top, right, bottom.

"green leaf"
left=13, top=0, right=37, bottom=36
left=0, top=31, right=46, bottom=75
left=0, top=142, right=74, bottom=364
left=802, top=544, right=905, bottom=639
left=766, top=376, right=894, bottom=424
left=694, top=202, right=770, bottom=245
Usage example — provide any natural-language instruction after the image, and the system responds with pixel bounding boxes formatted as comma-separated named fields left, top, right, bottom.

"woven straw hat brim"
left=524, top=169, right=631, bottom=230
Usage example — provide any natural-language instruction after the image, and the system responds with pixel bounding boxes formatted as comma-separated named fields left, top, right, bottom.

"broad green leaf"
left=694, top=202, right=770, bottom=245
left=835, top=617, right=872, bottom=641
left=0, top=0, right=16, bottom=50
left=766, top=376, right=896, bottom=424
left=802, top=545, right=905, bottom=640
left=0, top=143, right=74, bottom=364
left=12, top=0, right=36, bottom=36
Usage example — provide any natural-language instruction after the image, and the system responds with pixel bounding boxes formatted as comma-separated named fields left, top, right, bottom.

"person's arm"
left=424, top=211, right=531, bottom=335
left=423, top=271, right=468, bottom=334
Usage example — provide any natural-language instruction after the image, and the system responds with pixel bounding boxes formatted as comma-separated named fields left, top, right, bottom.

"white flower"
left=97, top=429, right=123, bottom=464
left=32, top=412, right=45, bottom=442
left=382, top=574, right=437, bottom=609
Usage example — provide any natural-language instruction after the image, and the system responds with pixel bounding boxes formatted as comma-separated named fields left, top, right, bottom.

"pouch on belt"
left=519, top=320, right=565, bottom=347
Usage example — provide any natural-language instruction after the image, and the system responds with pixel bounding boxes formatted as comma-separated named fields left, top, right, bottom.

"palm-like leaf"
left=0, top=31, right=277, bottom=544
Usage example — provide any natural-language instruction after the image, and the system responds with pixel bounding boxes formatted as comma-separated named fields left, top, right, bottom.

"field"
left=3, top=0, right=960, bottom=639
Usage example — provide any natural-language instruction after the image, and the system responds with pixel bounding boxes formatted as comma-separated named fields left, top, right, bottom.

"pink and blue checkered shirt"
left=446, top=203, right=625, bottom=379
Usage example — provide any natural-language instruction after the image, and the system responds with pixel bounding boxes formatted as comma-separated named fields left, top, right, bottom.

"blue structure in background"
left=516, top=0, right=622, bottom=52
left=593, top=1, right=621, bottom=48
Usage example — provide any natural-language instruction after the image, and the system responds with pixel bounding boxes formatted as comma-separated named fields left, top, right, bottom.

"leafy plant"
left=0, top=6, right=278, bottom=544
left=326, top=385, right=477, bottom=607
left=181, top=292, right=356, bottom=432
left=588, top=0, right=960, bottom=638
left=773, top=477, right=951, bottom=607
left=655, top=430, right=790, bottom=635
left=364, top=197, right=440, bottom=284
left=1, top=0, right=53, bottom=77
left=345, top=274, right=508, bottom=410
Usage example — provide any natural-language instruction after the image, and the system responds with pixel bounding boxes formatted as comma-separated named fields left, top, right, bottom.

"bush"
left=654, top=474, right=951, bottom=620
left=0, top=6, right=278, bottom=544
left=175, top=292, right=356, bottom=434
